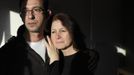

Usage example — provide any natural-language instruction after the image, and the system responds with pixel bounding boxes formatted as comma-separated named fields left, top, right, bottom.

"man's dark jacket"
left=0, top=25, right=59, bottom=75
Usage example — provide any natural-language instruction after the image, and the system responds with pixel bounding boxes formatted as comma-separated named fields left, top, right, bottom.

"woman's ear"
left=47, top=9, right=53, bottom=16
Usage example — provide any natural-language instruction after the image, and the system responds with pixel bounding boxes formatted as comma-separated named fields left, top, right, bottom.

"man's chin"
left=29, top=28, right=40, bottom=33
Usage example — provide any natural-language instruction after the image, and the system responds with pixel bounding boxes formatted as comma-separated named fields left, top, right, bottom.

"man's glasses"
left=20, top=7, right=44, bottom=16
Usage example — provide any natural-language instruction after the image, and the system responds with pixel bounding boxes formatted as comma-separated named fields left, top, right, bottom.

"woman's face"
left=51, top=20, right=72, bottom=50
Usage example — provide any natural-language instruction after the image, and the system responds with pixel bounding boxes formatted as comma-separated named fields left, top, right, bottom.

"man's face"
left=22, top=0, right=46, bottom=33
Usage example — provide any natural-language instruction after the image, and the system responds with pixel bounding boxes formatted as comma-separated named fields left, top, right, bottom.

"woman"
left=45, top=13, right=99, bottom=75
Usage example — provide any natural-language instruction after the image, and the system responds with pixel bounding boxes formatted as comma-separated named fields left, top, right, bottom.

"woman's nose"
left=56, top=33, right=61, bottom=39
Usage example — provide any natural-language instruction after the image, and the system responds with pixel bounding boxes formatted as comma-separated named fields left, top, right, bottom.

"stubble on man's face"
left=23, top=0, right=45, bottom=33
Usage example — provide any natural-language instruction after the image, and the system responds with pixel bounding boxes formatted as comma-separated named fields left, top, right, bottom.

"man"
left=0, top=0, right=59, bottom=75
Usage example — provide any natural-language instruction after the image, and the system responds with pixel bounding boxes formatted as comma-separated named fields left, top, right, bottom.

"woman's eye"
left=61, top=30, right=66, bottom=32
left=51, top=31, right=55, bottom=33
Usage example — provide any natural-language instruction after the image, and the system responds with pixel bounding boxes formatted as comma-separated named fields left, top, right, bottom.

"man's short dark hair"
left=19, top=0, right=49, bottom=14
left=19, top=0, right=49, bottom=18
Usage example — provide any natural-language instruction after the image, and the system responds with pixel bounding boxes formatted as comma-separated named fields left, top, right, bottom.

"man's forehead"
left=21, top=0, right=44, bottom=8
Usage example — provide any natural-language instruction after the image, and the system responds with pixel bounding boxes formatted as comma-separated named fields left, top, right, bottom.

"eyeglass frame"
left=20, top=6, right=45, bottom=16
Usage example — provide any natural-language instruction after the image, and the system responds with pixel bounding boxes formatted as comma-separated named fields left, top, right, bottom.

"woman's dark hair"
left=46, top=13, right=87, bottom=51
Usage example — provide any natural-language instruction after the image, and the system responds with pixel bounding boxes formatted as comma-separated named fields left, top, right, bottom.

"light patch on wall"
left=10, top=11, right=23, bottom=36
left=0, top=32, right=5, bottom=47
left=116, top=46, right=126, bottom=56
left=0, top=11, right=23, bottom=47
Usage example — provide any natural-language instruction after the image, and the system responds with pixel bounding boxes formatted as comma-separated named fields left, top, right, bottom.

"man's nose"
left=27, top=11, right=35, bottom=19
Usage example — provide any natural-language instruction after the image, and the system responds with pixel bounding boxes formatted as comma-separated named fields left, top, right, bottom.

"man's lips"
left=28, top=22, right=36, bottom=24
left=28, top=22, right=37, bottom=26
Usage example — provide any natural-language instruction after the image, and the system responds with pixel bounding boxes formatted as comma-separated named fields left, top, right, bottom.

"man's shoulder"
left=0, top=36, right=17, bottom=50
left=7, top=36, right=17, bottom=42
left=5, top=36, right=17, bottom=45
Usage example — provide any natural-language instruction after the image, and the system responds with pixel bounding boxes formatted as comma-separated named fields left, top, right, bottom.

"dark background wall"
left=0, top=0, right=133, bottom=75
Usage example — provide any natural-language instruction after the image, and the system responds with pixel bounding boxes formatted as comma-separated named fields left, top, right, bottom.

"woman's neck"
left=62, top=45, right=78, bottom=56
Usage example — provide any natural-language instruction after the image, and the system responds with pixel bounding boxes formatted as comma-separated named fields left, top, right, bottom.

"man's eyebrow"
left=23, top=6, right=43, bottom=9
left=33, top=6, right=44, bottom=8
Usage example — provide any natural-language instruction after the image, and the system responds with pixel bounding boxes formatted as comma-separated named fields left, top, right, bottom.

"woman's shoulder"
left=75, top=48, right=99, bottom=65
left=74, top=49, right=99, bottom=73
left=82, top=49, right=99, bottom=72
left=79, top=48, right=99, bottom=60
